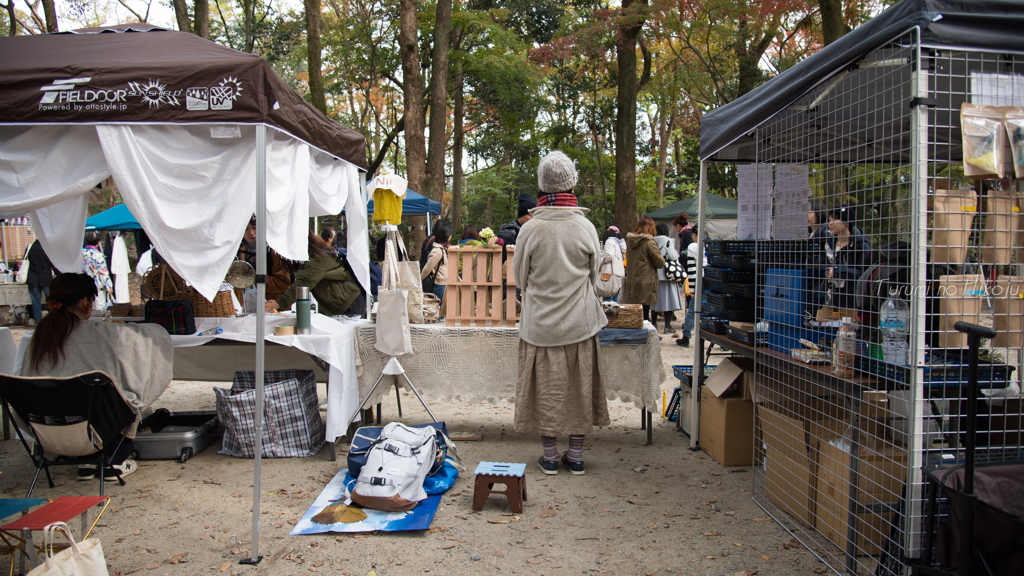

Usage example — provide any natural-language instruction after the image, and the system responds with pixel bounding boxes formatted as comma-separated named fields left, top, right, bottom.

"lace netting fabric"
left=354, top=325, right=666, bottom=411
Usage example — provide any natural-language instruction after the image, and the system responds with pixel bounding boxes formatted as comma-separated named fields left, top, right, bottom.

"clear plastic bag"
left=1005, top=108, right=1024, bottom=178
left=961, top=103, right=1005, bottom=177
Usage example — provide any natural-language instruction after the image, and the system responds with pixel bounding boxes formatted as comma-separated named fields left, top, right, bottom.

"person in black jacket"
left=496, top=194, right=536, bottom=246
left=25, top=240, right=59, bottom=323
left=825, top=204, right=871, bottom=311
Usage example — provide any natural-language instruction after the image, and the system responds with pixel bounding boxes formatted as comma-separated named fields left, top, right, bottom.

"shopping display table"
left=351, top=320, right=667, bottom=440
left=0, top=284, right=30, bottom=306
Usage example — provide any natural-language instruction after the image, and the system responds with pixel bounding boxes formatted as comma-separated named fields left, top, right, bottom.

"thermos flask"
left=296, top=286, right=311, bottom=334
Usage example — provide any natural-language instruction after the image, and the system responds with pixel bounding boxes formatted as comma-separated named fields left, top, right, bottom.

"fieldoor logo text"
left=38, top=77, right=128, bottom=111
left=39, top=76, right=243, bottom=112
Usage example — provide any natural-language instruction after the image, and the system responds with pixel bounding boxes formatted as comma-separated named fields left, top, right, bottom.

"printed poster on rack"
left=773, top=164, right=811, bottom=240
left=737, top=164, right=773, bottom=240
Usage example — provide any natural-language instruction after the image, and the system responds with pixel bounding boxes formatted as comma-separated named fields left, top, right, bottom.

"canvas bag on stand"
left=981, top=189, right=1021, bottom=266
left=375, top=234, right=414, bottom=356
left=932, top=189, right=977, bottom=265
left=27, top=522, right=108, bottom=576
left=937, top=275, right=985, bottom=348
left=388, top=230, right=425, bottom=324
left=992, top=276, right=1024, bottom=348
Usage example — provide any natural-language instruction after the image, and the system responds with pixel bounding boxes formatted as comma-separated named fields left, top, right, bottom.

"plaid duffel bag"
left=215, top=370, right=326, bottom=458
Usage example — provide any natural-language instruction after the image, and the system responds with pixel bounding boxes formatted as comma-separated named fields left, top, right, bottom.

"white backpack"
left=345, top=422, right=437, bottom=512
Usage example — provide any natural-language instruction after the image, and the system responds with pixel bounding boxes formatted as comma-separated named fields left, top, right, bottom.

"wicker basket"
left=107, top=303, right=133, bottom=317
left=604, top=303, right=643, bottom=329
left=174, top=290, right=235, bottom=317
left=142, top=264, right=185, bottom=299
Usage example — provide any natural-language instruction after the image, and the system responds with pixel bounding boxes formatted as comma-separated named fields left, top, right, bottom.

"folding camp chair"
left=0, top=496, right=110, bottom=573
left=0, top=372, right=138, bottom=497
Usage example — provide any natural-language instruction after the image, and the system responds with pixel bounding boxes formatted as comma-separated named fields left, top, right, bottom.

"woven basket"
left=604, top=303, right=642, bottom=329
left=107, top=303, right=133, bottom=317
left=142, top=264, right=185, bottom=299
left=174, top=290, right=235, bottom=317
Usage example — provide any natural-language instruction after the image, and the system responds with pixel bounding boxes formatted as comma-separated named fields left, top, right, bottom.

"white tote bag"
left=390, top=232, right=425, bottom=324
left=375, top=235, right=414, bottom=356
left=27, top=522, right=108, bottom=576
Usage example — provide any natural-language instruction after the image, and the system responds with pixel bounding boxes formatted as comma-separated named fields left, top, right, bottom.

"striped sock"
left=568, top=435, right=585, bottom=462
left=541, top=436, right=558, bottom=461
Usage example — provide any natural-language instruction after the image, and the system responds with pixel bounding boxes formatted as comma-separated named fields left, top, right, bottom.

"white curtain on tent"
left=0, top=124, right=367, bottom=301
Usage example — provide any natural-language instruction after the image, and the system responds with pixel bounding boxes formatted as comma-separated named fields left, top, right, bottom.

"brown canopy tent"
left=0, top=25, right=368, bottom=564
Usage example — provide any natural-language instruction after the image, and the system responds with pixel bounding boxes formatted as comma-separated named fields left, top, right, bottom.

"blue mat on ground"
left=599, top=327, right=649, bottom=345
left=290, top=463, right=458, bottom=534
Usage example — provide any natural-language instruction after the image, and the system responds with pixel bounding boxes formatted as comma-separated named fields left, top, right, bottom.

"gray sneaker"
left=537, top=456, right=558, bottom=475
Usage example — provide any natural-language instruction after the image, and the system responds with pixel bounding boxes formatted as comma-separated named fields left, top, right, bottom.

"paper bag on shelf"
left=992, top=276, right=1024, bottom=348
left=937, top=275, right=985, bottom=349
left=931, top=189, right=977, bottom=265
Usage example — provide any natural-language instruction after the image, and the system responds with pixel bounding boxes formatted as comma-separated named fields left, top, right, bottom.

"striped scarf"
left=537, top=193, right=578, bottom=207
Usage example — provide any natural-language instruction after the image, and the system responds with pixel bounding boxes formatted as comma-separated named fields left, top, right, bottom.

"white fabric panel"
left=344, top=167, right=370, bottom=293
left=30, top=197, right=87, bottom=273
left=307, top=148, right=348, bottom=216
left=97, top=124, right=257, bottom=301
left=705, top=219, right=738, bottom=240
left=0, top=125, right=109, bottom=218
left=112, top=234, right=131, bottom=303
left=264, top=129, right=311, bottom=263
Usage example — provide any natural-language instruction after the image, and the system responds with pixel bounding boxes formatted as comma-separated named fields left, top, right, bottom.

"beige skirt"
left=513, top=334, right=610, bottom=436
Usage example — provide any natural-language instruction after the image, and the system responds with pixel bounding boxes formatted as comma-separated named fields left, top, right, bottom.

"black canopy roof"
left=700, top=0, right=1024, bottom=162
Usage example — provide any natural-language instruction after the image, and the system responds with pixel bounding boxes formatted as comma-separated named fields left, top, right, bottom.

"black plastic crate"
left=856, top=354, right=1015, bottom=388
left=704, top=240, right=756, bottom=255
left=700, top=314, right=729, bottom=334
left=756, top=239, right=810, bottom=253
left=705, top=291, right=755, bottom=310
left=707, top=253, right=756, bottom=270
left=703, top=266, right=755, bottom=284
left=706, top=280, right=758, bottom=299
left=727, top=325, right=768, bottom=346
left=703, top=301, right=755, bottom=322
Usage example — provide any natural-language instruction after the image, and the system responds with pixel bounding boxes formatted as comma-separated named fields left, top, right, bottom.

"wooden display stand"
left=446, top=246, right=519, bottom=327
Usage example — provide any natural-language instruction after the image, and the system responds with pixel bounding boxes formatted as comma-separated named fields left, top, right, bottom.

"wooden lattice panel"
left=446, top=246, right=518, bottom=327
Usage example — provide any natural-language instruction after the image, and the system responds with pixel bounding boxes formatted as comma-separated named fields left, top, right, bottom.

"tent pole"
left=243, top=124, right=268, bottom=566
left=1, top=222, right=8, bottom=271
left=688, top=160, right=708, bottom=450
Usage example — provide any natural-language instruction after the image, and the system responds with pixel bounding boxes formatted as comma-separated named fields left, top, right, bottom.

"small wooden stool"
left=472, top=462, right=527, bottom=513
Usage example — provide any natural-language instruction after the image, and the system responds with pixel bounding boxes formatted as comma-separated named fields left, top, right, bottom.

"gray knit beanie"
left=537, top=150, right=578, bottom=194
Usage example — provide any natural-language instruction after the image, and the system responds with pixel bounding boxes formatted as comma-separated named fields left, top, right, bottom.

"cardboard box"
left=764, top=446, right=817, bottom=528
left=984, top=398, right=1024, bottom=448
left=816, top=486, right=896, bottom=556
left=758, top=400, right=849, bottom=466
left=699, top=388, right=754, bottom=466
left=704, top=357, right=757, bottom=400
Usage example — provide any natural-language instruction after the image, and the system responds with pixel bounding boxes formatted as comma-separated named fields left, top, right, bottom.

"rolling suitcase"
left=133, top=409, right=223, bottom=463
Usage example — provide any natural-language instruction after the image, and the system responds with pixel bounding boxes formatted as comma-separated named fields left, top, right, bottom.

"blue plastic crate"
left=672, top=365, right=716, bottom=388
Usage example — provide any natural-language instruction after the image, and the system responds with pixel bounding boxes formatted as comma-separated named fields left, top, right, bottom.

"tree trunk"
left=613, top=0, right=645, bottom=234
left=3, top=1, right=16, bottom=36
left=304, top=0, right=327, bottom=114
left=819, top=0, right=845, bottom=45
left=400, top=0, right=427, bottom=255
left=194, top=0, right=209, bottom=38
left=173, top=0, right=192, bottom=32
left=452, top=41, right=464, bottom=231
left=41, top=0, right=56, bottom=32
left=424, top=0, right=452, bottom=202
left=654, top=108, right=671, bottom=202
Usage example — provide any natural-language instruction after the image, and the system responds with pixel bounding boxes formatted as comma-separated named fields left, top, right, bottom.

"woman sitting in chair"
left=23, top=273, right=174, bottom=481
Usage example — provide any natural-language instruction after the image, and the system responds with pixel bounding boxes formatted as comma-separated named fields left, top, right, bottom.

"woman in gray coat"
left=513, top=151, right=610, bottom=476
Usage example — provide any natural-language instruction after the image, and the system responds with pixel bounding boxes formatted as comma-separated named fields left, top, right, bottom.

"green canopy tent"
left=645, top=194, right=738, bottom=239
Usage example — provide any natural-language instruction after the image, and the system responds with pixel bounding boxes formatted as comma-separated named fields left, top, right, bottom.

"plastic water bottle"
left=832, top=317, right=856, bottom=377
left=879, top=286, right=909, bottom=366
left=755, top=319, right=769, bottom=346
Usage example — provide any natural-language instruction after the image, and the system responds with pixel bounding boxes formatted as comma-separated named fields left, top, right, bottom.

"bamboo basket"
left=141, top=264, right=185, bottom=299
left=174, top=290, right=235, bottom=317
left=604, top=303, right=642, bottom=329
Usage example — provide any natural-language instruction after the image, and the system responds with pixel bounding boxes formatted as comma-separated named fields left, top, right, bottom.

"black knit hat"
left=517, top=194, right=537, bottom=218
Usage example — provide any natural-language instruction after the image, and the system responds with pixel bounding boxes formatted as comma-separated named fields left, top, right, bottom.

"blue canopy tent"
left=85, top=203, right=141, bottom=231
left=366, top=189, right=440, bottom=216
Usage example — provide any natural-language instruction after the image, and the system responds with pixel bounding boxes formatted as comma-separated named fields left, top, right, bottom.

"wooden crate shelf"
left=446, top=245, right=518, bottom=327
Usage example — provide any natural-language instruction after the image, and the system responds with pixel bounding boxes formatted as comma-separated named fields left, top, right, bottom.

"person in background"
left=678, top=225, right=702, bottom=347
left=826, top=204, right=870, bottom=311
left=458, top=225, right=481, bottom=245
left=25, top=240, right=59, bottom=325
left=420, top=220, right=451, bottom=302
left=600, top=227, right=626, bottom=303
left=497, top=194, right=537, bottom=246
left=652, top=223, right=683, bottom=334
left=24, top=273, right=174, bottom=482
left=625, top=216, right=665, bottom=324
left=319, top=226, right=337, bottom=247
left=673, top=213, right=693, bottom=255
left=82, top=231, right=113, bottom=311
left=266, top=231, right=361, bottom=316
left=808, top=199, right=830, bottom=240
left=514, top=150, right=608, bottom=476
left=237, top=216, right=292, bottom=302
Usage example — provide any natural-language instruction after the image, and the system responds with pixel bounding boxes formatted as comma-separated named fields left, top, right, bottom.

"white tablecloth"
left=0, top=284, right=31, bottom=306
left=13, top=313, right=359, bottom=441
left=350, top=320, right=666, bottom=414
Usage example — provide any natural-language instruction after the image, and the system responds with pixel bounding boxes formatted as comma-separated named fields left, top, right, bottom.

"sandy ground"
left=0, top=321, right=833, bottom=576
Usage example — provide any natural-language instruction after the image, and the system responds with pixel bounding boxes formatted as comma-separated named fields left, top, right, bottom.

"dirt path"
left=0, top=325, right=832, bottom=576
